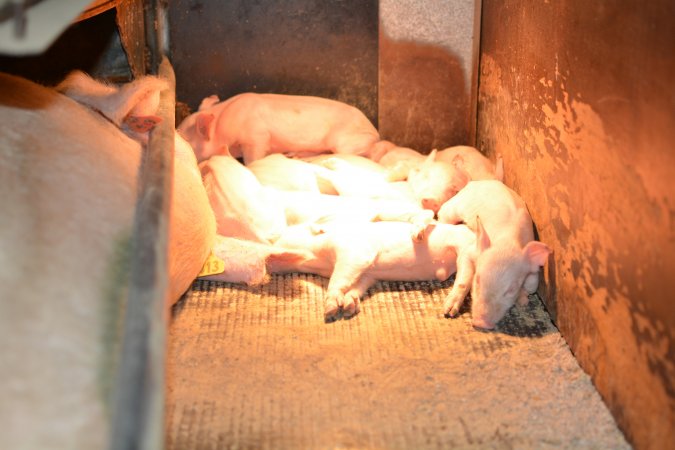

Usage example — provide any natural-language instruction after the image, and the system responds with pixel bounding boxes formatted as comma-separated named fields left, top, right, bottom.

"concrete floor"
left=165, top=274, right=630, bottom=449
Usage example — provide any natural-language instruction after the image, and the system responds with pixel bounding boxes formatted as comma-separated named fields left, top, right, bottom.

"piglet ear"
left=115, top=76, right=168, bottom=121
left=198, top=94, right=220, bottom=111
left=476, top=216, right=491, bottom=253
left=422, top=149, right=438, bottom=167
left=56, top=71, right=167, bottom=127
left=523, top=241, right=552, bottom=270
left=196, top=113, right=215, bottom=141
left=124, top=114, right=162, bottom=133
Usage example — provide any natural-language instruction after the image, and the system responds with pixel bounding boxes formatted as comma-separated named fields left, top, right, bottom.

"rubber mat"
left=165, top=274, right=629, bottom=449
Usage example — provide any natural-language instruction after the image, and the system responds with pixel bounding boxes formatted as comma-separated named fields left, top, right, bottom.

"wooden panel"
left=116, top=0, right=146, bottom=77
left=75, top=0, right=120, bottom=22
left=477, top=1, right=675, bottom=448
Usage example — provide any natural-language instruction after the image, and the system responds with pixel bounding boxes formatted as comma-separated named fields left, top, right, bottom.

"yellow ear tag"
left=197, top=252, right=226, bottom=277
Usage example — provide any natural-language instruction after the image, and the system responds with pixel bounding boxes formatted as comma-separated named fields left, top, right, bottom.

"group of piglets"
left=178, top=91, right=552, bottom=329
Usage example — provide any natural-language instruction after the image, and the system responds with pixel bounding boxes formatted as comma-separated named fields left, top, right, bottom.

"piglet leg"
left=517, top=272, right=540, bottom=306
left=342, top=274, right=378, bottom=318
left=443, top=252, right=475, bottom=318
left=324, top=247, right=376, bottom=322
left=522, top=272, right=539, bottom=294
left=374, top=208, right=435, bottom=241
left=240, top=137, right=273, bottom=165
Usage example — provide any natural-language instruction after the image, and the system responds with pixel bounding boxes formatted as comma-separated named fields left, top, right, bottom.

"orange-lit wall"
left=476, top=2, right=675, bottom=449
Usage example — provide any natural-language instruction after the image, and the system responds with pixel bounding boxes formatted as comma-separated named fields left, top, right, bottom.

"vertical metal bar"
left=109, top=56, right=175, bottom=450
left=469, top=0, right=483, bottom=147
left=109, top=0, right=174, bottom=446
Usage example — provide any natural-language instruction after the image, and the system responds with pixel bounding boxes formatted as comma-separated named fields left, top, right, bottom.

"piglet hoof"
left=411, top=226, right=425, bottom=242
left=324, top=306, right=340, bottom=323
left=411, top=211, right=435, bottom=241
left=517, top=289, right=530, bottom=307
left=324, top=293, right=342, bottom=322
left=342, top=292, right=361, bottom=319
left=309, top=223, right=327, bottom=235
left=442, top=303, right=460, bottom=319
left=443, top=309, right=460, bottom=319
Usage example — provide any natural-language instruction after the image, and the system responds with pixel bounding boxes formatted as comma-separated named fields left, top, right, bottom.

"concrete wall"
left=379, top=0, right=480, bottom=152
left=477, top=1, right=675, bottom=448
left=168, top=0, right=378, bottom=122
left=168, top=0, right=479, bottom=150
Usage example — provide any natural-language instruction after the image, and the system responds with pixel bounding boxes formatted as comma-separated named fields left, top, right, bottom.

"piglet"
left=200, top=150, right=287, bottom=244
left=375, top=145, right=425, bottom=167
left=55, top=70, right=215, bottom=303
left=304, top=154, right=414, bottom=201
left=56, top=70, right=166, bottom=140
left=274, top=221, right=477, bottom=321
left=267, top=189, right=434, bottom=241
left=197, top=234, right=316, bottom=286
left=436, top=145, right=504, bottom=181
left=438, top=180, right=552, bottom=329
left=177, top=92, right=404, bottom=164
left=374, top=145, right=426, bottom=182
left=247, top=153, right=337, bottom=194
left=407, top=149, right=470, bottom=213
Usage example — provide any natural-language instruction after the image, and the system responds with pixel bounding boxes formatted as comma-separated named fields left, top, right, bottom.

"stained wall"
left=477, top=1, right=675, bottom=448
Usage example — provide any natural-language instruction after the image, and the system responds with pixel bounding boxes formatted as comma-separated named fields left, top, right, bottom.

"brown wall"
left=477, top=1, right=675, bottom=449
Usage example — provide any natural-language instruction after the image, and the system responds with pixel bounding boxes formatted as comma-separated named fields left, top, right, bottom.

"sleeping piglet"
left=266, top=189, right=434, bottom=241
left=197, top=234, right=316, bottom=286
left=200, top=150, right=287, bottom=244
left=377, top=146, right=504, bottom=213
left=438, top=180, right=552, bottom=329
left=53, top=70, right=216, bottom=303
left=56, top=70, right=166, bottom=140
left=177, top=92, right=402, bottom=164
left=304, top=154, right=415, bottom=201
left=436, top=145, right=504, bottom=181
left=246, top=153, right=337, bottom=194
left=274, top=221, right=477, bottom=321
left=407, top=149, right=470, bottom=214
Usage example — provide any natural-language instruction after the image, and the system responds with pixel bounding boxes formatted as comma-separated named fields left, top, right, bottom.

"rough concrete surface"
left=166, top=274, right=629, bottom=449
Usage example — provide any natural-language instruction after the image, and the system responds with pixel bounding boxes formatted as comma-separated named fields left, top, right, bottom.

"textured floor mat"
left=166, top=274, right=629, bottom=449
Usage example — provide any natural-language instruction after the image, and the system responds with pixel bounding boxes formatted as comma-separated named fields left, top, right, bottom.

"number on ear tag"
left=197, top=252, right=226, bottom=277
left=124, top=115, right=162, bottom=133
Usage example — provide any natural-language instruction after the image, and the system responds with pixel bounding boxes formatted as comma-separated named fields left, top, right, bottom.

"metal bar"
left=74, top=0, right=120, bottom=23
left=109, top=56, right=175, bottom=450
left=469, top=0, right=483, bottom=147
